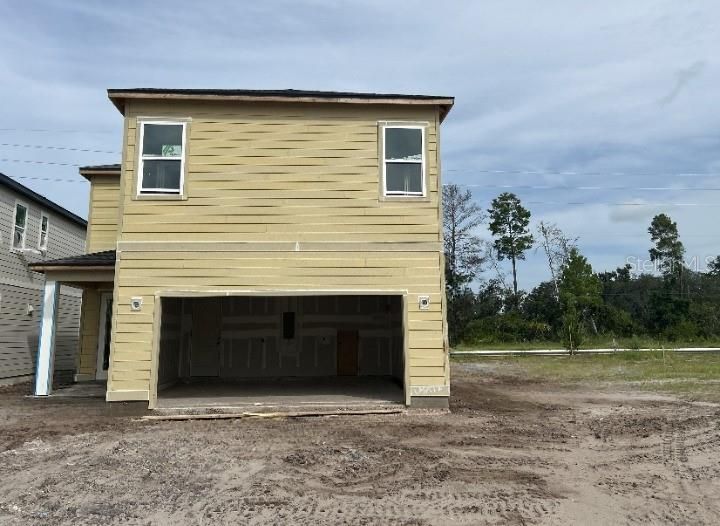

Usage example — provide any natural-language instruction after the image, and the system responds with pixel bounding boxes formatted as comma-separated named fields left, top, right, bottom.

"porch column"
left=34, top=279, right=60, bottom=396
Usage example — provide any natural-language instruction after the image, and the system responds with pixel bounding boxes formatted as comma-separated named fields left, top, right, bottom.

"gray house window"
left=12, top=202, right=28, bottom=250
left=39, top=213, right=49, bottom=251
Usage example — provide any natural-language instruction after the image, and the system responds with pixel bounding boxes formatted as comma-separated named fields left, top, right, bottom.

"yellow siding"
left=107, top=99, right=448, bottom=401
left=77, top=288, right=100, bottom=376
left=86, top=175, right=120, bottom=252
left=118, top=101, right=440, bottom=243
left=110, top=250, right=447, bottom=394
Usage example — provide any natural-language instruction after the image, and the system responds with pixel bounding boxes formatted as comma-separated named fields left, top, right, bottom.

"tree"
left=443, top=184, right=485, bottom=289
left=559, top=248, right=602, bottom=352
left=442, top=184, right=485, bottom=344
left=708, top=256, right=720, bottom=276
left=648, top=214, right=685, bottom=283
left=536, top=221, right=577, bottom=299
left=487, top=193, right=534, bottom=301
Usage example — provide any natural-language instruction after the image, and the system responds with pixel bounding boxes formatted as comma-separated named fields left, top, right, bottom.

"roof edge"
left=107, top=88, right=454, bottom=120
left=79, top=164, right=122, bottom=180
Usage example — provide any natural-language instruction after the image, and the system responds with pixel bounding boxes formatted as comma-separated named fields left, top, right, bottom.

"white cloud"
left=0, top=0, right=718, bottom=286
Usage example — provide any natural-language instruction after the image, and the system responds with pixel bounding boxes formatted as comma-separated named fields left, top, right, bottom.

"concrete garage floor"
left=155, top=376, right=404, bottom=410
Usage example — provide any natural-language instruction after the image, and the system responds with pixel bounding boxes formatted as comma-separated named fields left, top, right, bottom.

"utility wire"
left=0, top=174, right=88, bottom=184
left=0, top=143, right=118, bottom=155
left=0, top=158, right=82, bottom=167
left=447, top=183, right=720, bottom=192
left=0, top=127, right=115, bottom=134
left=444, top=168, right=720, bottom=178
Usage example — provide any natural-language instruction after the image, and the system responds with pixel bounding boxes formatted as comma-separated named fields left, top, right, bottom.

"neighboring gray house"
left=0, top=172, right=86, bottom=384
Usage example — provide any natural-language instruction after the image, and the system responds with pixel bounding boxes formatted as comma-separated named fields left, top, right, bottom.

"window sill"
left=133, top=193, right=187, bottom=201
left=379, top=195, right=431, bottom=203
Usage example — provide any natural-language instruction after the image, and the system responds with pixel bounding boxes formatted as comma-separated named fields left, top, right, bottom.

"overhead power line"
left=0, top=158, right=82, bottom=167
left=450, top=183, right=720, bottom=192
left=0, top=143, right=118, bottom=155
left=444, top=168, right=720, bottom=178
left=0, top=127, right=115, bottom=134
left=0, top=174, right=88, bottom=184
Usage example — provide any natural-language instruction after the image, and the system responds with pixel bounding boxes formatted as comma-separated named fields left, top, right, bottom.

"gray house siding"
left=0, top=182, right=86, bottom=383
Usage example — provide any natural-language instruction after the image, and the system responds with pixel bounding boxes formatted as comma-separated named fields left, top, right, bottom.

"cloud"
left=0, top=0, right=718, bottom=288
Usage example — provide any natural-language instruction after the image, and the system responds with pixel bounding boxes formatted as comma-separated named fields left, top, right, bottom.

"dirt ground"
left=1, top=363, right=719, bottom=525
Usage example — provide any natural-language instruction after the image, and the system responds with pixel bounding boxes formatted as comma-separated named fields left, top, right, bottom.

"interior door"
left=337, top=329, right=359, bottom=376
left=190, top=298, right=222, bottom=377
left=95, top=293, right=113, bottom=380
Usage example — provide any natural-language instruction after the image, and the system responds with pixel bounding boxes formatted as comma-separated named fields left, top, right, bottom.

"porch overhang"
left=31, top=250, right=116, bottom=396
left=29, top=250, right=116, bottom=284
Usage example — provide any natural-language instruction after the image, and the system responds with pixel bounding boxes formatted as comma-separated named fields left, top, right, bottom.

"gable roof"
left=107, top=88, right=455, bottom=121
left=0, top=172, right=87, bottom=228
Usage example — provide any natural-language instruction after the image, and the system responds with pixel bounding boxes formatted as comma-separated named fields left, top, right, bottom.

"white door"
left=95, top=293, right=113, bottom=380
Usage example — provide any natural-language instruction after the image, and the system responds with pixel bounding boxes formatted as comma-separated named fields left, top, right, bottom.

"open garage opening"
left=155, top=294, right=405, bottom=409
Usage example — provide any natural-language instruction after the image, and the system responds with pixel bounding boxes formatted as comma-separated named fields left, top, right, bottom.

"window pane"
left=385, top=128, right=422, bottom=161
left=141, top=160, right=182, bottom=192
left=13, top=227, right=24, bottom=249
left=386, top=163, right=423, bottom=194
left=40, top=231, right=48, bottom=249
left=41, top=216, right=48, bottom=232
left=15, top=204, right=26, bottom=228
left=142, top=124, right=183, bottom=157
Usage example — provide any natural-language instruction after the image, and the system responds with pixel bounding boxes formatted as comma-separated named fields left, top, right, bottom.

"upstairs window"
left=12, top=202, right=28, bottom=250
left=382, top=126, right=425, bottom=197
left=38, top=213, right=49, bottom=251
left=137, top=121, right=186, bottom=195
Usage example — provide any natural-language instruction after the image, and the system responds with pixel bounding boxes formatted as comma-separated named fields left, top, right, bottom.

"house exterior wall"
left=85, top=175, right=121, bottom=253
left=106, top=100, right=448, bottom=405
left=0, top=184, right=86, bottom=382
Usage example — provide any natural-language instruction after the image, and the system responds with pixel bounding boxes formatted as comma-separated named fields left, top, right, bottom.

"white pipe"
left=451, top=347, right=720, bottom=357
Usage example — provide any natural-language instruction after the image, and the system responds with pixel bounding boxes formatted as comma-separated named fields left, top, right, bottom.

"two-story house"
left=31, top=89, right=453, bottom=409
left=0, top=173, right=86, bottom=384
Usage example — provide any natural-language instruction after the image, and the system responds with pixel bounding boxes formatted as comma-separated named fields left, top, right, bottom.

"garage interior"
left=155, top=295, right=405, bottom=408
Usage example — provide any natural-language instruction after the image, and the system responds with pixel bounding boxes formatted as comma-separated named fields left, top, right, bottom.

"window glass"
left=385, top=163, right=423, bottom=194
left=142, top=124, right=183, bottom=157
left=13, top=204, right=27, bottom=249
left=385, top=128, right=422, bottom=161
left=140, top=160, right=182, bottom=191
left=39, top=215, right=49, bottom=250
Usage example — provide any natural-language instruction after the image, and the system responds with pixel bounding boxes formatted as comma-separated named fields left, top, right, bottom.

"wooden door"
left=337, top=330, right=358, bottom=376
left=190, top=298, right=222, bottom=377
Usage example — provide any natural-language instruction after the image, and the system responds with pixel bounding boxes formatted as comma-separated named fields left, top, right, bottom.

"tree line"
left=444, top=185, right=720, bottom=350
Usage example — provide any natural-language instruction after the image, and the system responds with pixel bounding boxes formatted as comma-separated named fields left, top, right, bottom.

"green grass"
left=455, top=336, right=720, bottom=351
left=453, top=351, right=720, bottom=402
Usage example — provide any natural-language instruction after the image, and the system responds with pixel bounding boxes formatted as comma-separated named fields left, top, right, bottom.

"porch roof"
left=29, top=250, right=116, bottom=273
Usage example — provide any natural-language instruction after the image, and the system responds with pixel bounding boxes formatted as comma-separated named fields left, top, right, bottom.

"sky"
left=0, top=0, right=718, bottom=290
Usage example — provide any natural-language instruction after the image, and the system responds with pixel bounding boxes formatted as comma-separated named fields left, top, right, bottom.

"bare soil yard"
left=1, top=360, right=719, bottom=525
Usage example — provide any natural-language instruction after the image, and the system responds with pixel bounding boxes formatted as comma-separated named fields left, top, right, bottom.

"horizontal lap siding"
left=87, top=177, right=120, bottom=252
left=110, top=250, right=446, bottom=392
left=0, top=283, right=81, bottom=381
left=121, top=102, right=440, bottom=243
left=109, top=100, right=447, bottom=396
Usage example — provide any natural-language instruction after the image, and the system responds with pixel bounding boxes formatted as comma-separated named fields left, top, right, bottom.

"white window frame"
left=136, top=120, right=187, bottom=196
left=11, top=200, right=28, bottom=251
left=38, top=213, right=50, bottom=251
left=382, top=124, right=426, bottom=198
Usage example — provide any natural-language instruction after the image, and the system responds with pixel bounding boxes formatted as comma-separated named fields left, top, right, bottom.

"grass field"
left=455, top=336, right=720, bottom=351
left=452, top=351, right=720, bottom=402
